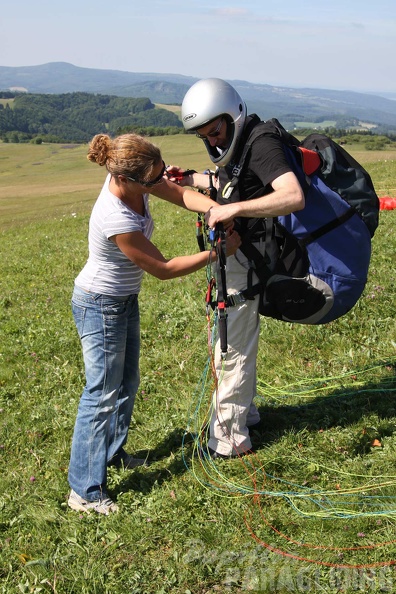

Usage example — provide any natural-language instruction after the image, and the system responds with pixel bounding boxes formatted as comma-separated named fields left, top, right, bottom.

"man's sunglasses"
left=195, top=118, right=224, bottom=140
left=125, top=161, right=166, bottom=188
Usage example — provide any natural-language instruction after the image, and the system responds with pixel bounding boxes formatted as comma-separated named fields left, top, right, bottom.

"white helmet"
left=181, top=78, right=247, bottom=167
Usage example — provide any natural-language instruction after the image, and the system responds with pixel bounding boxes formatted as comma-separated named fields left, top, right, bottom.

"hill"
left=0, top=92, right=183, bottom=143
left=1, top=62, right=396, bottom=130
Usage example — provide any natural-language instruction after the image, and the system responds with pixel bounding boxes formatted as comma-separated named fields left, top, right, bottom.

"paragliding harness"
left=201, top=117, right=379, bottom=340
left=169, top=168, right=228, bottom=354
left=193, top=172, right=230, bottom=358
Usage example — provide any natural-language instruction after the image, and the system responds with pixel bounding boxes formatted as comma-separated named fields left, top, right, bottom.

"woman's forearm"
left=153, top=249, right=216, bottom=280
left=152, top=179, right=213, bottom=213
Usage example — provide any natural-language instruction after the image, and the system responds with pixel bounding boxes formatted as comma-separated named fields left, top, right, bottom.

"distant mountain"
left=0, top=62, right=195, bottom=95
left=2, top=62, right=396, bottom=129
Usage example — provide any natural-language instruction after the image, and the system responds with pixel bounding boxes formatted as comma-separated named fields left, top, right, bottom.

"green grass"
left=154, top=104, right=182, bottom=118
left=293, top=121, right=381, bottom=131
left=1, top=138, right=396, bottom=593
left=0, top=98, right=14, bottom=108
left=0, top=138, right=209, bottom=229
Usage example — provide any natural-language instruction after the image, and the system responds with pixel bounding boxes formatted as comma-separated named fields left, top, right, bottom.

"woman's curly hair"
left=87, top=133, right=162, bottom=183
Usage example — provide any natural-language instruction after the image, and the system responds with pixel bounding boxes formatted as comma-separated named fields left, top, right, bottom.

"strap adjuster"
left=227, top=292, right=246, bottom=307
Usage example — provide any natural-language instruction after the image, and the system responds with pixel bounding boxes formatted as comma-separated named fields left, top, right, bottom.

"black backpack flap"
left=263, top=273, right=335, bottom=324
left=261, top=118, right=302, bottom=147
left=238, top=219, right=309, bottom=296
left=271, top=220, right=309, bottom=277
left=301, top=134, right=379, bottom=237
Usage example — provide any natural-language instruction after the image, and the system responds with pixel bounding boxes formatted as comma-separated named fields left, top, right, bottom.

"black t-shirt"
left=216, top=117, right=292, bottom=234
left=246, top=133, right=292, bottom=192
left=217, top=117, right=292, bottom=203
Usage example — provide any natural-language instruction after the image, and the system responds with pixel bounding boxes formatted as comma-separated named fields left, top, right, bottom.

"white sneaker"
left=68, top=490, right=119, bottom=515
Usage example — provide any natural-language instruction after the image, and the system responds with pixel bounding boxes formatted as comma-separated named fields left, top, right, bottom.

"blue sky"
left=1, top=0, right=396, bottom=94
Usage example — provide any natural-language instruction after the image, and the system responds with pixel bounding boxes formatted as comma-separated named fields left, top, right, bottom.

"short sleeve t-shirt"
left=75, top=174, right=154, bottom=296
left=218, top=128, right=292, bottom=205
left=244, top=133, right=292, bottom=192
left=217, top=120, right=293, bottom=234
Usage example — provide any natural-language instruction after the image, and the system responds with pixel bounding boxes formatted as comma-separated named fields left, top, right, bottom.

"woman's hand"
left=164, top=165, right=192, bottom=187
left=225, top=229, right=241, bottom=257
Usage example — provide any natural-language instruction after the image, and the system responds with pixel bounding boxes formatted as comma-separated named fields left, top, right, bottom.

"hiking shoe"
left=108, top=450, right=149, bottom=469
left=208, top=448, right=232, bottom=460
left=197, top=445, right=248, bottom=460
left=68, top=490, right=119, bottom=516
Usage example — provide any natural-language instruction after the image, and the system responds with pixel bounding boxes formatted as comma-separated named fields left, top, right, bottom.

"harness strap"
left=299, top=207, right=357, bottom=247
left=225, top=218, right=275, bottom=308
left=211, top=223, right=228, bottom=357
left=197, top=170, right=217, bottom=253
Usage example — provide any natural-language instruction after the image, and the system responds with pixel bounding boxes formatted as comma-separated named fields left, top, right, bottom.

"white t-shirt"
left=75, top=174, right=154, bottom=296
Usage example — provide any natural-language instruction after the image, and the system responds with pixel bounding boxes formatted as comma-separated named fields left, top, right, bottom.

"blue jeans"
left=68, top=285, right=140, bottom=501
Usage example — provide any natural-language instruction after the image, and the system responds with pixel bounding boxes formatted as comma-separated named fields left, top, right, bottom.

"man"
left=173, top=78, right=305, bottom=458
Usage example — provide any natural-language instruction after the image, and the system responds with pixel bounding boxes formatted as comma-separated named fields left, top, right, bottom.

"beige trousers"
left=208, top=241, right=269, bottom=456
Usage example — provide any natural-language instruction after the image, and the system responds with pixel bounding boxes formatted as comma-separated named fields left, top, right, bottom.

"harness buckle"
left=227, top=292, right=246, bottom=307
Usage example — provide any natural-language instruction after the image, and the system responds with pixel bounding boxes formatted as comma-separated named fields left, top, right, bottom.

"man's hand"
left=205, top=203, right=240, bottom=229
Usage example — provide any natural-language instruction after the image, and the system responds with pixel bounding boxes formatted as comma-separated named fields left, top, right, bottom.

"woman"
left=68, top=133, right=240, bottom=515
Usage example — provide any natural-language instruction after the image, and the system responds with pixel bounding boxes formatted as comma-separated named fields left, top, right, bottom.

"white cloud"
left=212, top=7, right=249, bottom=16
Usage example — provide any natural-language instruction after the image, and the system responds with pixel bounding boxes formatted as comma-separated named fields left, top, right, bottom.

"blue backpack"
left=226, top=118, right=379, bottom=324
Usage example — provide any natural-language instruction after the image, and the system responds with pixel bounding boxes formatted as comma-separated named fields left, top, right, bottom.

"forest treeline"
left=0, top=92, right=184, bottom=143
left=1, top=91, right=396, bottom=148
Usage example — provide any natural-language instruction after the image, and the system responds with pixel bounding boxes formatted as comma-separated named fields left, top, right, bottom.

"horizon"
left=1, top=61, right=396, bottom=101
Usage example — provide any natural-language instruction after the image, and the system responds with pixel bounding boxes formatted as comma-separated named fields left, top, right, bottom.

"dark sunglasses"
left=195, top=118, right=224, bottom=140
left=125, top=161, right=166, bottom=188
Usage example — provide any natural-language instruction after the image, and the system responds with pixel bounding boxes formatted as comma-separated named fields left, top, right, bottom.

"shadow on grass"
left=114, top=361, right=395, bottom=495
left=251, top=361, right=396, bottom=455
left=114, top=427, right=194, bottom=496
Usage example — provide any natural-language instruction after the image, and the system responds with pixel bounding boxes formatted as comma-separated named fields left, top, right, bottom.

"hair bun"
left=87, top=134, right=112, bottom=166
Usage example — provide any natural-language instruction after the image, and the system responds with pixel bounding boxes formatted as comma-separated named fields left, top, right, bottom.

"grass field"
left=0, top=138, right=210, bottom=229
left=293, top=121, right=337, bottom=129
left=0, top=98, right=14, bottom=108
left=1, top=136, right=396, bottom=593
left=293, top=121, right=379, bottom=131
left=155, top=104, right=182, bottom=118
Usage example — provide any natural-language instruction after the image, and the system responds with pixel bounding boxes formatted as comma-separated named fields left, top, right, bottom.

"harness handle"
left=210, top=223, right=228, bottom=358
